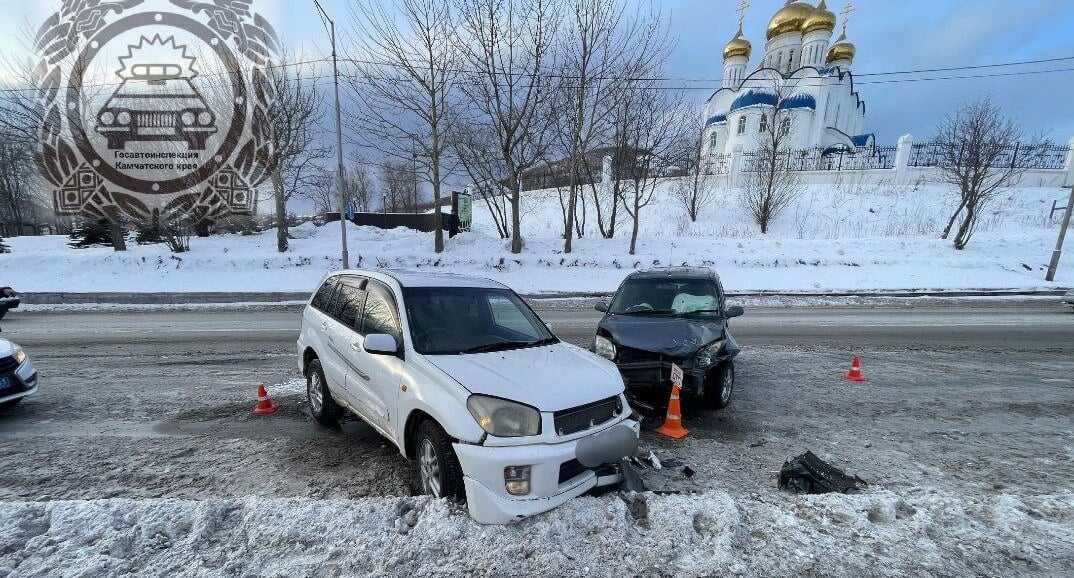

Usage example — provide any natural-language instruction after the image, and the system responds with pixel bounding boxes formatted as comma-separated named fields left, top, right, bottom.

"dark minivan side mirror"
left=725, top=305, right=744, bottom=318
left=594, top=301, right=609, bottom=313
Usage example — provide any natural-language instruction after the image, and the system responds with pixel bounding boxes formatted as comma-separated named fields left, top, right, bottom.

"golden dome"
left=802, top=0, right=836, bottom=34
left=825, top=32, right=856, bottom=64
left=723, top=26, right=752, bottom=59
left=766, top=1, right=814, bottom=40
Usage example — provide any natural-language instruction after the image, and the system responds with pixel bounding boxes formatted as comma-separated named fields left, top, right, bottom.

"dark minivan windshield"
left=403, top=287, right=557, bottom=355
left=609, top=278, right=722, bottom=316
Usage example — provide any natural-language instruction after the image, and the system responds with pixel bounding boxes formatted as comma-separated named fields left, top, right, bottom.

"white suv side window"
left=361, top=284, right=402, bottom=343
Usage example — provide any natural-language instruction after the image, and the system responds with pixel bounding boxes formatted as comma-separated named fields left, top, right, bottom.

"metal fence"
left=705, top=153, right=731, bottom=175
left=908, top=142, right=1070, bottom=169
left=742, top=145, right=897, bottom=173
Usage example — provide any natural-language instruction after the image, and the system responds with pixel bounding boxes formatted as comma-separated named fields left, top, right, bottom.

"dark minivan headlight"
left=696, top=340, right=725, bottom=367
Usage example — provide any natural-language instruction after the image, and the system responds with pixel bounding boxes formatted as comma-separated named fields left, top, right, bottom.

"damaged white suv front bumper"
left=453, top=417, right=640, bottom=525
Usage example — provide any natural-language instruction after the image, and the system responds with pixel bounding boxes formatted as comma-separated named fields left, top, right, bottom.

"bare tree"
left=381, top=161, right=422, bottom=213
left=345, top=155, right=375, bottom=212
left=305, top=169, right=340, bottom=215
left=614, top=82, right=688, bottom=255
left=452, top=0, right=560, bottom=253
left=0, top=26, right=116, bottom=246
left=933, top=96, right=1034, bottom=250
left=450, top=122, right=511, bottom=238
left=346, top=0, right=459, bottom=253
left=263, top=60, right=329, bottom=252
left=0, top=124, right=40, bottom=233
left=555, top=0, right=669, bottom=253
left=741, top=80, right=801, bottom=234
left=672, top=114, right=717, bottom=222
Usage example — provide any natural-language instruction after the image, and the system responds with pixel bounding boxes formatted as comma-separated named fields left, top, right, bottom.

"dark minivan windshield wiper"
left=676, top=309, right=723, bottom=317
left=616, top=309, right=676, bottom=316
left=462, top=337, right=558, bottom=354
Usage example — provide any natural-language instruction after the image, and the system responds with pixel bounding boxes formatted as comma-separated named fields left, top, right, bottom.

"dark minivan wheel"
left=703, top=361, right=735, bottom=410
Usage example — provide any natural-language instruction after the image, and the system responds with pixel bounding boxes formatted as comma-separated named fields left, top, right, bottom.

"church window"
left=737, top=116, right=747, bottom=135
left=780, top=117, right=791, bottom=137
left=788, top=50, right=795, bottom=71
left=759, top=113, right=769, bottom=134
left=776, top=53, right=783, bottom=70
left=709, top=131, right=718, bottom=148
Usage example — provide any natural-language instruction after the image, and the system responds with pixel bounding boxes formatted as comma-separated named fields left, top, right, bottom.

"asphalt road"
left=1, top=303, right=1072, bottom=504
left=8, top=303, right=1073, bottom=348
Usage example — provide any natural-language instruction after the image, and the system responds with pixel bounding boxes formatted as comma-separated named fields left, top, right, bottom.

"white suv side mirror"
left=364, top=333, right=398, bottom=355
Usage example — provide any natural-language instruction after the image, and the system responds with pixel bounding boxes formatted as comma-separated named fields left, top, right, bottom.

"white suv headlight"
left=696, top=339, right=724, bottom=367
left=594, top=335, right=617, bottom=361
left=467, top=395, right=541, bottom=437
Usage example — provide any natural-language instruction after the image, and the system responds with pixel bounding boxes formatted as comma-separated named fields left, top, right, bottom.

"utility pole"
left=1046, top=186, right=1074, bottom=282
left=314, top=0, right=349, bottom=269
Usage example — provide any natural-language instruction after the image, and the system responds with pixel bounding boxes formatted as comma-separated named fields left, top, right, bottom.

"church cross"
left=840, top=3, right=855, bottom=31
left=737, top=0, right=749, bottom=27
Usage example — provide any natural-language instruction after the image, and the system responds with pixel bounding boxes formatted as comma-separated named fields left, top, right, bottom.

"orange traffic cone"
left=253, top=383, right=279, bottom=415
left=654, top=380, right=690, bottom=439
left=843, top=356, right=868, bottom=382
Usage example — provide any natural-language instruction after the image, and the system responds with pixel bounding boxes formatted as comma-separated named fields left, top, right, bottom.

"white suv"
left=297, top=270, right=640, bottom=524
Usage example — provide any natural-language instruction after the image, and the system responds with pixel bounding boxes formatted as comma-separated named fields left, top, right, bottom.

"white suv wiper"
left=462, top=337, right=557, bottom=354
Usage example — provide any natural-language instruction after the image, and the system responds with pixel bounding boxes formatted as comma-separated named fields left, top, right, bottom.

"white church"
left=703, top=1, right=871, bottom=159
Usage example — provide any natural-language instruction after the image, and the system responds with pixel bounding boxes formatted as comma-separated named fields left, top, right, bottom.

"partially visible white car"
left=0, top=338, right=39, bottom=411
left=297, top=270, right=639, bottom=524
left=1063, top=289, right=1074, bottom=312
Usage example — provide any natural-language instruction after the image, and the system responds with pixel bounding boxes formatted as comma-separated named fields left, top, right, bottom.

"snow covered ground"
left=1, top=180, right=1071, bottom=294
left=2, top=489, right=1071, bottom=577
left=3, top=306, right=1073, bottom=576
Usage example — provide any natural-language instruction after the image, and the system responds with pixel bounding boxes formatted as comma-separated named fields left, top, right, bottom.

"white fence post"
left=1064, top=137, right=1074, bottom=183
left=729, top=145, right=744, bottom=188
left=894, top=134, right=913, bottom=185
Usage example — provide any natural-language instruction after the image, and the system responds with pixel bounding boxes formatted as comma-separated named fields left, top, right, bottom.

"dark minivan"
left=592, top=268, right=743, bottom=422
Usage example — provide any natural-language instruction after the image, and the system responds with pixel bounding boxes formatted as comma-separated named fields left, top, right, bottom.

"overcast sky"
left=2, top=0, right=1073, bottom=145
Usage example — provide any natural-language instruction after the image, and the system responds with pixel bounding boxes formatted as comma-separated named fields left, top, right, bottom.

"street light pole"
left=314, top=0, right=349, bottom=269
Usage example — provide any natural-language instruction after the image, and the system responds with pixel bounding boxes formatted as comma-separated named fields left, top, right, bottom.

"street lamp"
left=313, top=0, right=349, bottom=269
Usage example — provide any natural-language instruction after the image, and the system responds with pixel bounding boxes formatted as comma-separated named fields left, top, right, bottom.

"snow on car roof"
left=338, top=269, right=507, bottom=289
left=627, top=267, right=717, bottom=281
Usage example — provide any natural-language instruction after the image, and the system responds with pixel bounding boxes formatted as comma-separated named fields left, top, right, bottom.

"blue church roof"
left=779, top=93, right=816, bottom=110
left=851, top=133, right=874, bottom=147
left=705, top=113, right=728, bottom=126
left=728, top=90, right=777, bottom=113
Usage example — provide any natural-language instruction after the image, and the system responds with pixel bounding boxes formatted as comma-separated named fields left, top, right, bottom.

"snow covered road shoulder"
left=2, top=489, right=1071, bottom=577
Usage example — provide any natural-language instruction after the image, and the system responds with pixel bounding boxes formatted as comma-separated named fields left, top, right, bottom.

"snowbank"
left=1, top=489, right=1071, bottom=577
left=1, top=181, right=1070, bottom=294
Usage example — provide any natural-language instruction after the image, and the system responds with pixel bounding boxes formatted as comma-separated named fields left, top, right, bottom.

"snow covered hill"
left=1, top=179, right=1070, bottom=294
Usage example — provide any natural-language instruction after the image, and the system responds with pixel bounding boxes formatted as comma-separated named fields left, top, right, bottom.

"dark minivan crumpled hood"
left=599, top=315, right=726, bottom=357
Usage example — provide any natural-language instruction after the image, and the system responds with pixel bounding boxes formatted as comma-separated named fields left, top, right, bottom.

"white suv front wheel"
left=414, top=420, right=464, bottom=500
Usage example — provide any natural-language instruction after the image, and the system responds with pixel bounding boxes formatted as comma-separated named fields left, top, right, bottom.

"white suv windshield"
left=403, top=287, right=557, bottom=355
